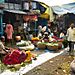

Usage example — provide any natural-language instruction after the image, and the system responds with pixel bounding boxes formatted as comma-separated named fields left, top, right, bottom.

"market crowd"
left=0, top=21, right=75, bottom=66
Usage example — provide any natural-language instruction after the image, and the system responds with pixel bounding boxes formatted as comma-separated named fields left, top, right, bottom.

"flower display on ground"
left=3, top=50, right=27, bottom=65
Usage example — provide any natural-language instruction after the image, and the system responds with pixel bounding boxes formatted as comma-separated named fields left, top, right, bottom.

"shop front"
left=23, top=14, right=38, bottom=35
left=3, top=10, right=27, bottom=36
left=0, top=0, right=4, bottom=36
left=3, top=2, right=27, bottom=37
left=0, top=4, right=4, bottom=36
left=0, top=13, right=3, bottom=36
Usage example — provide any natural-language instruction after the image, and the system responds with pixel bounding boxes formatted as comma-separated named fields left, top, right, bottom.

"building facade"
left=2, top=0, right=48, bottom=37
left=0, top=0, right=4, bottom=36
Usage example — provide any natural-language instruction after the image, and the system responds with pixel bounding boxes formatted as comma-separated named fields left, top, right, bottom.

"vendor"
left=31, top=33, right=39, bottom=46
left=38, top=25, right=43, bottom=39
left=0, top=40, right=9, bottom=54
left=42, top=32, right=50, bottom=42
left=59, top=30, right=65, bottom=39
left=31, top=33, right=39, bottom=41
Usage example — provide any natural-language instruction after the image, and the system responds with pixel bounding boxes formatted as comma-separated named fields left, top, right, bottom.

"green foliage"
left=17, top=43, right=27, bottom=47
left=0, top=60, right=7, bottom=73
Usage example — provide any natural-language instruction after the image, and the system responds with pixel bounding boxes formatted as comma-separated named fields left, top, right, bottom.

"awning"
left=34, top=0, right=75, bottom=6
left=4, top=9, right=27, bottom=14
left=52, top=2, right=75, bottom=15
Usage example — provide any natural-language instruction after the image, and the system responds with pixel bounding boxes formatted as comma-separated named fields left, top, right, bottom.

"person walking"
left=66, top=23, right=75, bottom=54
left=5, top=22, right=14, bottom=45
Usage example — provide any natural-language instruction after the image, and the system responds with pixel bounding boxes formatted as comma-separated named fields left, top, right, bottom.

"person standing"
left=23, top=21, right=30, bottom=40
left=23, top=22, right=28, bottom=33
left=38, top=25, right=42, bottom=38
left=5, top=22, right=14, bottom=45
left=66, top=23, right=75, bottom=53
left=59, top=30, right=65, bottom=39
left=42, top=21, right=51, bottom=35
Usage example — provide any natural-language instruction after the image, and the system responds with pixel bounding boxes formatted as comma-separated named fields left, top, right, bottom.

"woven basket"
left=31, top=40, right=39, bottom=46
left=37, top=43, right=46, bottom=49
left=58, top=39, right=64, bottom=42
left=15, top=36, right=21, bottom=42
left=58, top=42, right=62, bottom=49
left=47, top=45, right=58, bottom=50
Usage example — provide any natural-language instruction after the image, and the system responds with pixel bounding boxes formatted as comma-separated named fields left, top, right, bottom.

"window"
left=23, top=2, right=29, bottom=10
left=14, top=4, right=21, bottom=10
left=4, top=3, right=9, bottom=9
left=9, top=3, right=14, bottom=9
left=31, top=2, right=37, bottom=10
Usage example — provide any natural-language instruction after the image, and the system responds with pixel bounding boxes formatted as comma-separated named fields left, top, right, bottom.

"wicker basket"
left=15, top=36, right=21, bottom=42
left=58, top=42, right=62, bottom=49
left=37, top=43, right=46, bottom=49
left=47, top=45, right=58, bottom=50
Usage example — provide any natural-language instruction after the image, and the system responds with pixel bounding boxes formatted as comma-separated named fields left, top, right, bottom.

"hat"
left=44, top=32, right=48, bottom=34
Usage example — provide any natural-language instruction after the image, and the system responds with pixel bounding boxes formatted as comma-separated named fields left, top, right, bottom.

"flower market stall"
left=0, top=47, right=37, bottom=73
left=37, top=40, right=63, bottom=51
left=16, top=40, right=35, bottom=50
left=36, top=34, right=65, bottom=51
